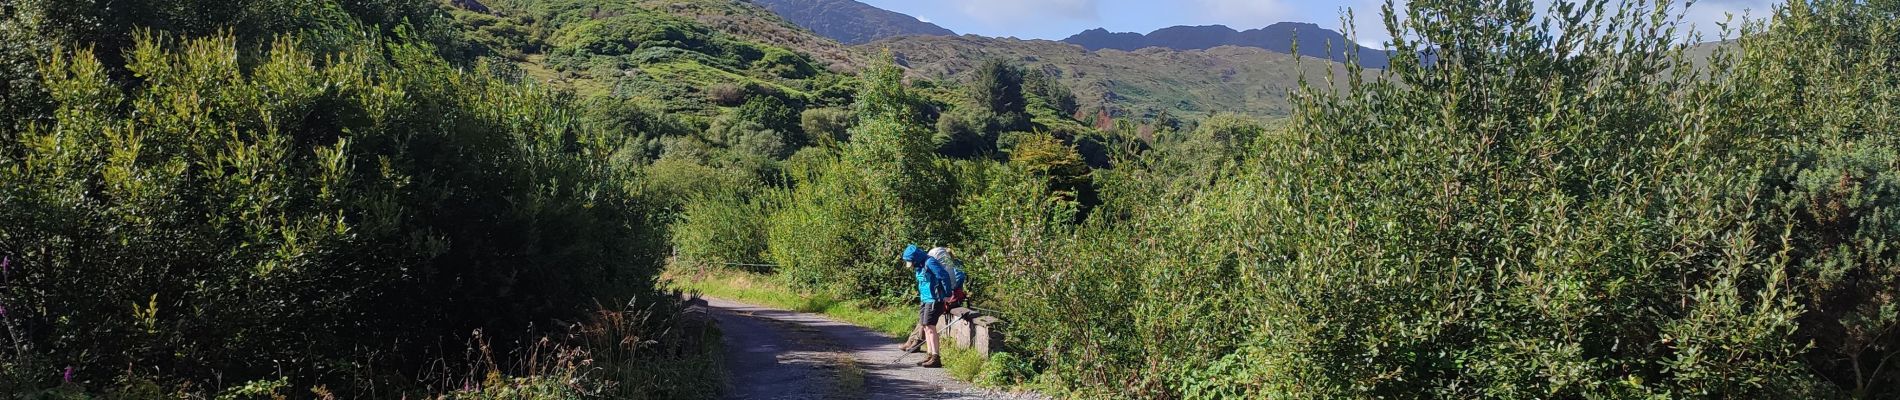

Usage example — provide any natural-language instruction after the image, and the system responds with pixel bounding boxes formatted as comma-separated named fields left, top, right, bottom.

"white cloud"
left=1344, top=0, right=1404, bottom=48
left=1195, top=0, right=1292, bottom=28
left=917, top=15, right=933, bottom=23
left=952, top=0, right=1100, bottom=26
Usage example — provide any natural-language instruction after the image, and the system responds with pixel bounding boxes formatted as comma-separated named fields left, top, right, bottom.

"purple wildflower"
left=1, top=256, right=9, bottom=280
left=62, top=366, right=73, bottom=383
left=0, top=303, right=7, bottom=318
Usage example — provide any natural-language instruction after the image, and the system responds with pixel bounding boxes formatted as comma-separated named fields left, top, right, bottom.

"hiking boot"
left=916, top=354, right=942, bottom=368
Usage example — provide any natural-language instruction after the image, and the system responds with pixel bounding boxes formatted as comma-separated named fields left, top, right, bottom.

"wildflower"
left=62, top=366, right=74, bottom=383
left=0, top=304, right=7, bottom=318
left=1, top=256, right=9, bottom=280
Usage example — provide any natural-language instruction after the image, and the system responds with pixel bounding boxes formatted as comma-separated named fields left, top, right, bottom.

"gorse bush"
left=0, top=32, right=670, bottom=395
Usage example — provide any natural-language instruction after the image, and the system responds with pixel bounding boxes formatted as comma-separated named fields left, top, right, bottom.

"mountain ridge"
left=864, top=35, right=1371, bottom=119
left=1064, top=23, right=1390, bottom=68
left=747, top=0, right=955, bottom=45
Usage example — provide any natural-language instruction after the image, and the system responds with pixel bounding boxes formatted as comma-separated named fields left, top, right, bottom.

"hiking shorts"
left=919, top=302, right=945, bottom=326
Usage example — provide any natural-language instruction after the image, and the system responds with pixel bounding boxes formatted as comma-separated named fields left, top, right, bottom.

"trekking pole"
left=889, top=309, right=958, bottom=366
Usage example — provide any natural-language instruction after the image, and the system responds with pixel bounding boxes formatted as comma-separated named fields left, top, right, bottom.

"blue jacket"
left=905, top=245, right=948, bottom=303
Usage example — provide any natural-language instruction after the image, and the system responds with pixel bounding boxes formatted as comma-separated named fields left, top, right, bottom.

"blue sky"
left=856, top=0, right=1780, bottom=48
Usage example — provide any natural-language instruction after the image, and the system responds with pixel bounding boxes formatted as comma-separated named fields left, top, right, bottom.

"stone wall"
left=936, top=307, right=1004, bottom=356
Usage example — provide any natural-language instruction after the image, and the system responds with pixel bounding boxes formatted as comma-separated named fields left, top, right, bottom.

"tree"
left=971, top=58, right=1027, bottom=117
left=1025, top=66, right=1079, bottom=117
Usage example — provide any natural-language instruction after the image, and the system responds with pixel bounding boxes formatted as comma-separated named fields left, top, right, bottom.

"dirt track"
left=705, top=297, right=1045, bottom=400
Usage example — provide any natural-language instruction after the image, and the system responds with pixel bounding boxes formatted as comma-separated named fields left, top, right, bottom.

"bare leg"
left=923, top=324, right=940, bottom=355
left=902, top=324, right=925, bottom=351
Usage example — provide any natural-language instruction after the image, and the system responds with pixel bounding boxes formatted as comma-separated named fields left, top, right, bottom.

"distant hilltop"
left=748, top=0, right=956, bottom=45
left=1063, top=23, right=1390, bottom=68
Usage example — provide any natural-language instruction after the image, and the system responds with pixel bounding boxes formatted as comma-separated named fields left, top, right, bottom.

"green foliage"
left=760, top=60, right=960, bottom=303
left=801, top=107, right=856, bottom=148
left=753, top=47, right=819, bottom=79
left=641, top=157, right=759, bottom=208
left=736, top=94, right=804, bottom=140
left=457, top=0, right=843, bottom=136
left=946, top=0, right=1900, bottom=398
left=855, top=55, right=935, bottom=125
left=0, top=32, right=670, bottom=394
left=0, top=0, right=463, bottom=135
left=586, top=96, right=694, bottom=162
left=1007, top=132, right=1093, bottom=209
left=933, top=108, right=997, bottom=157
left=544, top=10, right=750, bottom=66
left=969, top=58, right=1027, bottom=118
left=1024, top=67, right=1080, bottom=117
left=978, top=352, right=1037, bottom=387
left=454, top=11, right=542, bottom=59
left=673, top=190, right=776, bottom=271
left=1141, top=113, right=1272, bottom=181
left=928, top=59, right=1036, bottom=158
left=708, top=118, right=791, bottom=160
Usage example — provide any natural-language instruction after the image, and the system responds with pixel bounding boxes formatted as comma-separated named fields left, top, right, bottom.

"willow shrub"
left=966, top=0, right=1899, bottom=398
left=0, top=32, right=667, bottom=393
left=672, top=188, right=776, bottom=271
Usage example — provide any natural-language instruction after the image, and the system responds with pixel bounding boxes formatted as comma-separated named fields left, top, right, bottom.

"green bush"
left=736, top=94, right=804, bottom=142
left=672, top=190, right=776, bottom=271
left=753, top=47, right=818, bottom=79
left=956, top=0, right=1900, bottom=398
left=800, top=107, right=856, bottom=148
left=978, top=352, right=1038, bottom=388
left=0, top=32, right=668, bottom=394
left=763, top=62, right=959, bottom=303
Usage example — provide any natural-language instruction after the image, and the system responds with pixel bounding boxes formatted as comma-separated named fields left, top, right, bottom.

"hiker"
left=899, top=244, right=950, bottom=368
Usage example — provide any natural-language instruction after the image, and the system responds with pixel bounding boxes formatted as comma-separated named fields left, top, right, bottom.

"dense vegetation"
left=681, top=0, right=1900, bottom=398
left=6, top=0, right=1898, bottom=398
left=0, top=0, right=723, bottom=398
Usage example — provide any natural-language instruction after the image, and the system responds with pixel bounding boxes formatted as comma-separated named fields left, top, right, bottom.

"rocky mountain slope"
left=748, top=0, right=955, bottom=44
left=1063, top=23, right=1390, bottom=68
left=868, top=35, right=1370, bottom=118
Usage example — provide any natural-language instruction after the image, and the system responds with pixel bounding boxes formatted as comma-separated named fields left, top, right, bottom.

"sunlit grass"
left=668, top=267, right=914, bottom=336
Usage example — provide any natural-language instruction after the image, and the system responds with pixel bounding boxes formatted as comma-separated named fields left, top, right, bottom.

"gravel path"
left=706, top=297, right=1046, bottom=400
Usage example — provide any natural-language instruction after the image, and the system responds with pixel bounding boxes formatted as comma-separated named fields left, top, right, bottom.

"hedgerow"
left=0, top=31, right=680, bottom=396
left=955, top=0, right=1900, bottom=397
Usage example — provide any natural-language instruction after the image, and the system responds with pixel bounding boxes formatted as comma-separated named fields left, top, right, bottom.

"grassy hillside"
left=628, top=0, right=863, bottom=69
left=866, top=35, right=1370, bottom=119
left=460, top=0, right=858, bottom=117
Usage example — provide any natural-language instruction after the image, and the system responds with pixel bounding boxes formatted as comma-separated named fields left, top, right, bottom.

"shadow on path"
left=704, top=297, right=1043, bottom=400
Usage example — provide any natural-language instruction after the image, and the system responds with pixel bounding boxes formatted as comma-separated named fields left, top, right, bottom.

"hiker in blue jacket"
left=900, top=244, right=950, bottom=367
